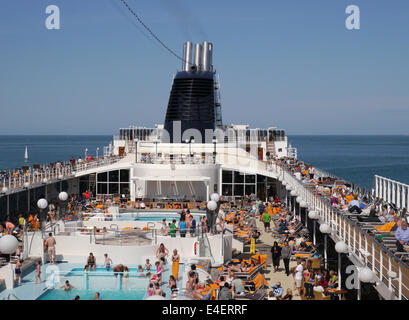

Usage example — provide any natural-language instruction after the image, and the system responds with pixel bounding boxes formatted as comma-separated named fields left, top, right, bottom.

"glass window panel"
left=97, top=172, right=107, bottom=182
left=109, top=183, right=119, bottom=195
left=97, top=183, right=107, bottom=194
left=120, top=183, right=130, bottom=195
left=257, top=174, right=266, bottom=183
left=234, top=171, right=244, bottom=184
left=120, top=170, right=129, bottom=183
left=234, top=184, right=244, bottom=196
left=222, top=184, right=232, bottom=196
left=222, top=170, right=233, bottom=183
left=245, top=174, right=255, bottom=184
left=245, top=185, right=255, bottom=195
left=109, top=170, right=119, bottom=182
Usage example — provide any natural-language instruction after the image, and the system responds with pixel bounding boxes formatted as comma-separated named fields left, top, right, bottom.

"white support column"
left=324, top=234, right=328, bottom=269
left=375, top=176, right=379, bottom=198
left=397, top=183, right=401, bottom=209
left=218, top=167, right=222, bottom=196
left=383, top=179, right=386, bottom=201
left=392, top=181, right=396, bottom=207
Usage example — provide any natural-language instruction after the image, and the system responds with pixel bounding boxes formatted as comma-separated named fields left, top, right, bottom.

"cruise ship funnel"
left=164, top=41, right=216, bottom=143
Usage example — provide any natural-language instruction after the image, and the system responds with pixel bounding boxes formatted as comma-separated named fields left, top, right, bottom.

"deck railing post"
left=399, top=265, right=402, bottom=300
left=388, top=256, right=392, bottom=291
left=383, top=179, right=386, bottom=201
left=397, top=183, right=401, bottom=209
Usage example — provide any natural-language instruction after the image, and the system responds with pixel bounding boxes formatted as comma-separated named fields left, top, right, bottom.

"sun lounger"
left=218, top=260, right=266, bottom=280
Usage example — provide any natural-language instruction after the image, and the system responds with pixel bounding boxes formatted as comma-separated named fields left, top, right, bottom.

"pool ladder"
left=3, top=293, right=20, bottom=300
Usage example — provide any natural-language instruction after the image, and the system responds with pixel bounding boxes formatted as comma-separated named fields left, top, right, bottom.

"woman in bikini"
left=86, top=253, right=96, bottom=271
left=150, top=261, right=162, bottom=284
left=154, top=282, right=163, bottom=296
left=168, top=275, right=178, bottom=293
left=35, top=260, right=42, bottom=284
left=147, top=283, right=155, bottom=296
left=156, top=243, right=169, bottom=261
left=14, top=260, right=22, bottom=285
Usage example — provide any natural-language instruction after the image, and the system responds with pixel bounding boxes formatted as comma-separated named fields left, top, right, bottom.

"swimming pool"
left=88, top=211, right=205, bottom=222
left=38, top=288, right=146, bottom=300
left=66, top=267, right=157, bottom=276
left=34, top=263, right=182, bottom=300
left=116, top=212, right=204, bottom=221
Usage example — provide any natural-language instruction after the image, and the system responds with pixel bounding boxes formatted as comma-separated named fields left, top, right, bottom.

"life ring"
left=194, top=242, right=198, bottom=255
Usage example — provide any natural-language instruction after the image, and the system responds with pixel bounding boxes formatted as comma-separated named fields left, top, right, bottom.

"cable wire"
left=119, top=0, right=190, bottom=65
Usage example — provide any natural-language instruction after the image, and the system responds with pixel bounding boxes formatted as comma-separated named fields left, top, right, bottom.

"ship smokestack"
left=165, top=40, right=217, bottom=142
left=194, top=43, right=203, bottom=71
left=208, top=42, right=213, bottom=71
left=182, top=42, right=187, bottom=71
left=183, top=41, right=193, bottom=72
left=202, top=41, right=209, bottom=72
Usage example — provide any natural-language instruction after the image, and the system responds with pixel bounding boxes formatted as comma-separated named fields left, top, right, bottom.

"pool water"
left=39, top=288, right=146, bottom=300
left=114, top=212, right=204, bottom=222
left=35, top=263, right=182, bottom=300
left=67, top=267, right=157, bottom=276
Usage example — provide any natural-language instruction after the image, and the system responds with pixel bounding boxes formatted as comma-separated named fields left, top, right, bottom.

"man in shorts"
left=262, top=210, right=271, bottom=232
left=45, top=233, right=56, bottom=264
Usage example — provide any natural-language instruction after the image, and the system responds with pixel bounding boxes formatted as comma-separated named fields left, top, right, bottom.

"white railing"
left=279, top=166, right=409, bottom=300
left=374, top=175, right=409, bottom=209
left=0, top=156, right=122, bottom=193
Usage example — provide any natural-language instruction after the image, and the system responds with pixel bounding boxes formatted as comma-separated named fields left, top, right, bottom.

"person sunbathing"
left=215, top=275, right=226, bottom=287
left=185, top=271, right=198, bottom=292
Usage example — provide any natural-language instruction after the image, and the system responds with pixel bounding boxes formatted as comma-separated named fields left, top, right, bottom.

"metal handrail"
left=279, top=165, right=409, bottom=299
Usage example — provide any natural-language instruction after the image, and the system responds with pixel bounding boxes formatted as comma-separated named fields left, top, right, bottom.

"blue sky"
left=0, top=0, right=408, bottom=134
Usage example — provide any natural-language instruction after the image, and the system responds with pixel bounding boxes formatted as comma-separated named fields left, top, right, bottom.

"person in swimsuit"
left=14, top=260, right=22, bottom=285
left=156, top=243, right=169, bottom=261
left=87, top=253, right=96, bottom=271
left=144, top=259, right=152, bottom=272
left=113, top=264, right=124, bottom=277
left=60, top=280, right=75, bottom=291
left=171, top=249, right=180, bottom=280
left=45, top=233, right=56, bottom=265
left=35, top=260, right=42, bottom=284
left=160, top=219, right=167, bottom=235
left=104, top=253, right=112, bottom=271
left=150, top=261, right=162, bottom=284
left=123, top=266, right=129, bottom=278
left=137, top=265, right=145, bottom=276
left=154, top=282, right=163, bottom=296
left=147, top=283, right=155, bottom=296
left=168, top=275, right=178, bottom=297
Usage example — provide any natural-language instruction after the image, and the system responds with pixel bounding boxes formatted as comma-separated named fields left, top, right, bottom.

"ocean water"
left=0, top=135, right=408, bottom=189
left=288, top=135, right=409, bottom=189
left=0, top=135, right=112, bottom=170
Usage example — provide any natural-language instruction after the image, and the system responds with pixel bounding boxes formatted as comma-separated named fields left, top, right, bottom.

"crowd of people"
left=280, top=157, right=408, bottom=256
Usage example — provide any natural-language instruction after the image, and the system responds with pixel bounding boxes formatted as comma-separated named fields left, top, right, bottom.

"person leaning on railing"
left=395, top=220, right=409, bottom=252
